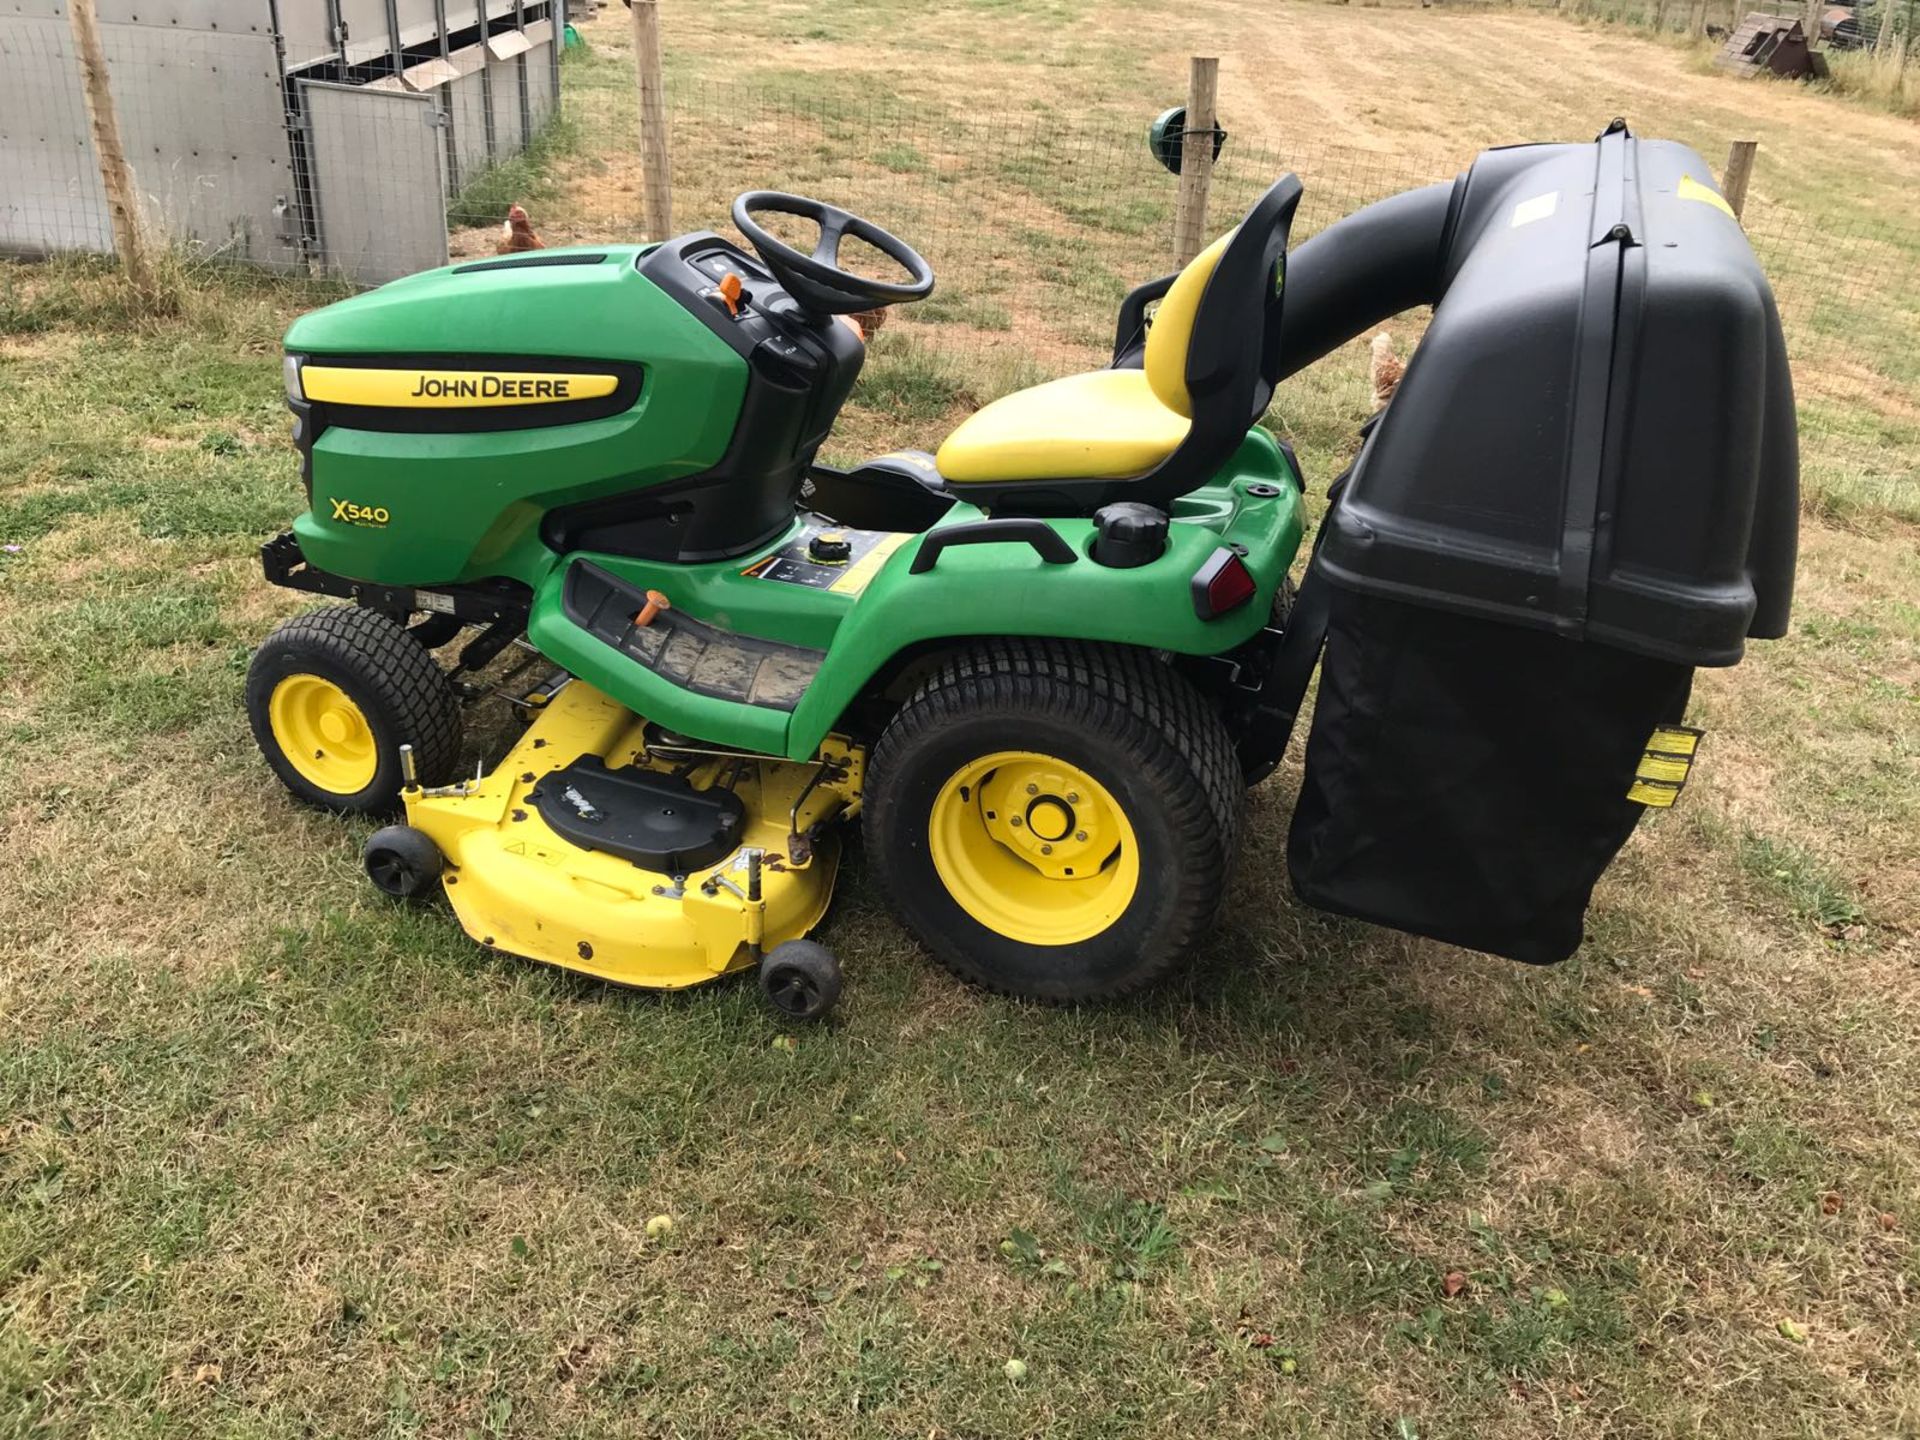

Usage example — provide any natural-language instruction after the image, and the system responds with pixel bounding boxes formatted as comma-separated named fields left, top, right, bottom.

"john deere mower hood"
left=1267, top=123, right=1799, bottom=964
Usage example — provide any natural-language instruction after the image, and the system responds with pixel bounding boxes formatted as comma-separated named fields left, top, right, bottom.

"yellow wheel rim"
left=268, top=674, right=378, bottom=795
left=928, top=750, right=1140, bottom=946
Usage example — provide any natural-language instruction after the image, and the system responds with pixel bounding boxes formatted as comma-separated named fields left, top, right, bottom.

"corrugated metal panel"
left=0, top=18, right=296, bottom=265
left=394, top=0, right=442, bottom=51
left=446, top=65, right=490, bottom=188
left=109, top=24, right=299, bottom=266
left=524, top=37, right=556, bottom=131
left=0, top=18, right=111, bottom=254
left=338, top=0, right=394, bottom=66
left=300, top=79, right=447, bottom=283
left=485, top=52, right=523, bottom=152
left=278, top=0, right=339, bottom=71
left=93, top=0, right=272, bottom=32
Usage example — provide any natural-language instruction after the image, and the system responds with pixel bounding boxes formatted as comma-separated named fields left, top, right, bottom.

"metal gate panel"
left=300, top=79, right=447, bottom=283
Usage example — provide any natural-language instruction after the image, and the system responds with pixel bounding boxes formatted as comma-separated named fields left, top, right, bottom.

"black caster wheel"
left=364, top=825, right=444, bottom=899
left=759, top=939, right=842, bottom=1022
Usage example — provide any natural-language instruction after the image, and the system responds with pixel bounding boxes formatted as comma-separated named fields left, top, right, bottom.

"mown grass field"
left=4, top=2, right=1919, bottom=1436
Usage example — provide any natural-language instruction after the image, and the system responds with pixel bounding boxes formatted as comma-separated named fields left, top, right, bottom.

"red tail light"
left=1191, top=547, right=1258, bottom=619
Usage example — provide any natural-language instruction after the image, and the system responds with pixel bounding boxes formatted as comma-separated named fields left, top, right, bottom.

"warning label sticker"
left=742, top=516, right=909, bottom=597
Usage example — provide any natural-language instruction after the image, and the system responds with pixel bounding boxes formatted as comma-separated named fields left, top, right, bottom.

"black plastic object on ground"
left=1274, top=122, right=1796, bottom=964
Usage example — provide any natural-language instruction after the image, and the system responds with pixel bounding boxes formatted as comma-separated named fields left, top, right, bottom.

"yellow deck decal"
left=302, top=367, right=619, bottom=408
left=1677, top=174, right=1737, bottom=222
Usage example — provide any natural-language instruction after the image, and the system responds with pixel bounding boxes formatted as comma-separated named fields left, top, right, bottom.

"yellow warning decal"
left=302, top=367, right=619, bottom=408
left=1628, top=724, right=1705, bottom=808
left=830, top=533, right=910, bottom=595
left=1636, top=753, right=1693, bottom=785
left=1677, top=174, right=1737, bottom=222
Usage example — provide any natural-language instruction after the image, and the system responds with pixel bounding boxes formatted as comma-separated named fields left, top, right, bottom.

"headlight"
left=283, top=354, right=305, bottom=403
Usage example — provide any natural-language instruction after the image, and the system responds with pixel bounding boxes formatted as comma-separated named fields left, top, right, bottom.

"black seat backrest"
left=1130, top=174, right=1303, bottom=509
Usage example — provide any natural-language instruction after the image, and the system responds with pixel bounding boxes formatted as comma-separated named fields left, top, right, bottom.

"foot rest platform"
left=563, top=560, right=824, bottom=712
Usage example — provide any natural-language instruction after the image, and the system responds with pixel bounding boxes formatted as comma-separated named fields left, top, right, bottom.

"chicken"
left=1369, top=331, right=1404, bottom=411
left=497, top=203, right=544, bottom=255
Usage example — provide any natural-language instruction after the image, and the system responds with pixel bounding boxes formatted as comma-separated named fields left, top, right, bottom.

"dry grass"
left=3, top=2, right=1920, bottom=1436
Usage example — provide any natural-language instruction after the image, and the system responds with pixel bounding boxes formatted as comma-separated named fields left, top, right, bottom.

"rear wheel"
left=246, top=605, right=461, bottom=813
left=866, top=640, right=1240, bottom=1002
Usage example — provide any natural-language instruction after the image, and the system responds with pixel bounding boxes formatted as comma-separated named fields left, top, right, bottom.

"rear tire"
left=866, top=640, right=1240, bottom=1002
left=246, top=605, right=461, bottom=814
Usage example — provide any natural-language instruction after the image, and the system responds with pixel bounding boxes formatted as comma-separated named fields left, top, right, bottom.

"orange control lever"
left=634, top=589, right=671, bottom=627
left=718, top=272, right=743, bottom=317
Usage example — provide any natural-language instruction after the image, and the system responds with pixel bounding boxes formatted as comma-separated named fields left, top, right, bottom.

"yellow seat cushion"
left=933, top=229, right=1235, bottom=485
left=935, top=369, right=1191, bottom=484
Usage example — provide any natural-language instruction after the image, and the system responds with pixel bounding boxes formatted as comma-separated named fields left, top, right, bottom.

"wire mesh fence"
left=2, top=0, right=1916, bottom=436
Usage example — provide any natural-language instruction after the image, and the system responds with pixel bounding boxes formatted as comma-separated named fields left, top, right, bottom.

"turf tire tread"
left=867, top=638, right=1241, bottom=1001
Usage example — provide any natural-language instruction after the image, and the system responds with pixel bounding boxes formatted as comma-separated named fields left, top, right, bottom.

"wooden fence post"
left=1721, top=138, right=1757, bottom=220
left=1171, top=56, right=1219, bottom=268
left=629, top=0, right=672, bottom=241
left=65, top=0, right=152, bottom=293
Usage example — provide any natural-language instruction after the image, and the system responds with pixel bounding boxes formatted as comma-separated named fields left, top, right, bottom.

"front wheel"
left=865, top=640, right=1241, bottom=1002
left=246, top=605, right=461, bottom=813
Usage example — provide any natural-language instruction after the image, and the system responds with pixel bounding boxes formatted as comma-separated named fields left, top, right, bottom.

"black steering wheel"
left=731, top=191, right=935, bottom=316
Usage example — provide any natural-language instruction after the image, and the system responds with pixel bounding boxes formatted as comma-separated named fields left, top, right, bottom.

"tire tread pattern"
left=868, top=638, right=1241, bottom=1001
left=248, top=605, right=461, bottom=810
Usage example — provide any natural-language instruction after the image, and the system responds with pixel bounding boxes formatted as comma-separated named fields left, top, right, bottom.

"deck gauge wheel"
left=363, top=825, right=444, bottom=898
left=759, top=940, right=843, bottom=1021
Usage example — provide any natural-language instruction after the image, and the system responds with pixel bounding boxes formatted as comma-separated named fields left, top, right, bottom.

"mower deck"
left=403, top=680, right=861, bottom=990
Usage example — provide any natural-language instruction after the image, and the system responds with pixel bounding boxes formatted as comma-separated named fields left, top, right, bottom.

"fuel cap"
left=809, top=530, right=853, bottom=563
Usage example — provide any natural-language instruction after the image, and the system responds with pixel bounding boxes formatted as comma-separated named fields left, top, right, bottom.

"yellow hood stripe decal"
left=302, top=367, right=620, bottom=408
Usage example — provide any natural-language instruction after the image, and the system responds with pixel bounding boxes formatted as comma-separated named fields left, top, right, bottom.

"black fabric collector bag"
left=1285, top=586, right=1694, bottom=964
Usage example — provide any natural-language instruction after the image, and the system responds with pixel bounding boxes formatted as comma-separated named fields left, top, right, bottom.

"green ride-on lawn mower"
left=247, top=121, right=1798, bottom=1020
